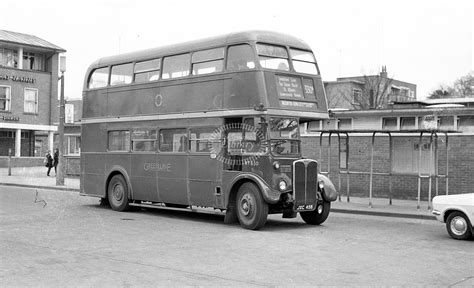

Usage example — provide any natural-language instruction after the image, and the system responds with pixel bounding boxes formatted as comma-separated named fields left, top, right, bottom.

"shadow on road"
left=83, top=202, right=330, bottom=231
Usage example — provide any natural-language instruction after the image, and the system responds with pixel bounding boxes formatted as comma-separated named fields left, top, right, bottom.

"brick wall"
left=302, top=134, right=473, bottom=200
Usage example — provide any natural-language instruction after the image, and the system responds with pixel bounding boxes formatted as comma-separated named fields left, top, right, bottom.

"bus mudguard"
left=318, top=174, right=337, bottom=202
left=230, top=173, right=281, bottom=204
left=105, top=166, right=133, bottom=199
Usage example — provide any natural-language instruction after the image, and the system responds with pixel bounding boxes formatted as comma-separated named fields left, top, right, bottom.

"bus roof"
left=88, top=30, right=312, bottom=68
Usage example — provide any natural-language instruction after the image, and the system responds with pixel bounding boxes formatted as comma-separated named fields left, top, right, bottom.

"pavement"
left=0, top=166, right=436, bottom=220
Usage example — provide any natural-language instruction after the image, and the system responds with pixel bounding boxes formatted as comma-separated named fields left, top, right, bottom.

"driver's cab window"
left=269, top=118, right=300, bottom=155
left=226, top=117, right=266, bottom=155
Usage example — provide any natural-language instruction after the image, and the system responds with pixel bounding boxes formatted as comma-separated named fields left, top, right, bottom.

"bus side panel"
left=223, top=72, right=266, bottom=109
left=159, top=78, right=224, bottom=114
left=313, top=77, right=328, bottom=113
left=157, top=154, right=188, bottom=205
left=81, top=123, right=107, bottom=197
left=83, top=89, right=107, bottom=118
left=129, top=153, right=159, bottom=202
left=107, top=86, right=159, bottom=117
left=188, top=155, right=223, bottom=207
left=81, top=153, right=106, bottom=197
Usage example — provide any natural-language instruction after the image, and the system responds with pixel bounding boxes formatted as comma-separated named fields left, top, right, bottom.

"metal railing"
left=317, top=129, right=451, bottom=210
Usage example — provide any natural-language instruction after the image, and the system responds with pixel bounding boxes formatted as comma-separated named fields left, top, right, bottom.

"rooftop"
left=0, top=29, right=66, bottom=53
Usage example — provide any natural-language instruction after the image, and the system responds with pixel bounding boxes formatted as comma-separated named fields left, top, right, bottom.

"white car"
left=432, top=193, right=474, bottom=240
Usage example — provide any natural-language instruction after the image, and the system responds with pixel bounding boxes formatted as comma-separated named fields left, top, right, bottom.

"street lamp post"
left=56, top=56, right=66, bottom=186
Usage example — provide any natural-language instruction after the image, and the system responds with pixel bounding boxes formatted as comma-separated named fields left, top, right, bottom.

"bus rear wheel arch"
left=236, top=182, right=268, bottom=230
left=107, top=174, right=130, bottom=212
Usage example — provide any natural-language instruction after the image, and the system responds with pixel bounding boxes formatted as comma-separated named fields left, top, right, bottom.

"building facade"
left=324, top=66, right=417, bottom=110
left=0, top=30, right=65, bottom=158
left=301, top=98, right=474, bottom=199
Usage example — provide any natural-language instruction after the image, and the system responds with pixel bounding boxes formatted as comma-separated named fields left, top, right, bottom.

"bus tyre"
left=446, top=211, right=472, bottom=240
left=300, top=201, right=331, bottom=225
left=107, top=175, right=130, bottom=212
left=236, top=182, right=268, bottom=230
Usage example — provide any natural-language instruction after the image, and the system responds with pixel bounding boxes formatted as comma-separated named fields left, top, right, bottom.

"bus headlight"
left=279, top=179, right=287, bottom=191
left=273, top=161, right=280, bottom=170
left=318, top=181, right=324, bottom=190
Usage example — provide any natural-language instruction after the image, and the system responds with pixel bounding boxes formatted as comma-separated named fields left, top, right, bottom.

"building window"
left=110, top=63, right=133, bottom=86
left=352, top=88, right=362, bottom=104
left=0, top=86, right=11, bottom=111
left=419, top=115, right=437, bottom=130
left=67, top=135, right=81, bottom=155
left=438, top=116, right=454, bottom=130
left=131, top=129, right=157, bottom=152
left=88, top=67, right=109, bottom=89
left=134, top=59, right=161, bottom=83
left=22, top=52, right=45, bottom=71
left=458, top=115, right=474, bottom=132
left=107, top=130, right=130, bottom=151
left=159, top=129, right=188, bottom=152
left=0, top=48, right=18, bottom=68
left=339, top=137, right=348, bottom=169
left=382, top=117, right=397, bottom=130
left=21, top=131, right=30, bottom=139
left=192, top=48, right=224, bottom=75
left=162, top=54, right=190, bottom=79
left=0, top=130, right=14, bottom=138
left=307, top=120, right=322, bottom=132
left=400, top=117, right=416, bottom=130
left=338, top=118, right=352, bottom=130
left=24, top=88, right=38, bottom=114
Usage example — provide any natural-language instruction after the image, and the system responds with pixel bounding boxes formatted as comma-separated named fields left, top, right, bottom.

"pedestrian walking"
left=45, top=150, right=53, bottom=176
left=53, top=148, right=59, bottom=176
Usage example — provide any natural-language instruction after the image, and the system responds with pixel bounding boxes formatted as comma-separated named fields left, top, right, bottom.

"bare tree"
left=327, top=66, right=393, bottom=110
left=358, top=73, right=393, bottom=109
left=453, top=71, right=474, bottom=97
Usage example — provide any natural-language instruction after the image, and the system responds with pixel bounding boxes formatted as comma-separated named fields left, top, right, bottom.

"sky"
left=1, top=0, right=472, bottom=100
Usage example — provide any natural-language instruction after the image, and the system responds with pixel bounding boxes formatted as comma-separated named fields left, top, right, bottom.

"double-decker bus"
left=80, top=31, right=337, bottom=230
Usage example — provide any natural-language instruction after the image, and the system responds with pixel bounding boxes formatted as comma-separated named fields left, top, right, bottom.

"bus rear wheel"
left=107, top=175, right=130, bottom=212
left=300, top=201, right=330, bottom=225
left=236, top=182, right=268, bottom=230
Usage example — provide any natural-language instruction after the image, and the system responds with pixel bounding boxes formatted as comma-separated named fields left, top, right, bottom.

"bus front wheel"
left=300, top=201, right=330, bottom=225
left=236, top=182, right=268, bottom=230
left=107, top=175, right=130, bottom=212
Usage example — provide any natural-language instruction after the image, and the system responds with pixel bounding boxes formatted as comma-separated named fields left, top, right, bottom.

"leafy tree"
left=428, top=71, right=473, bottom=99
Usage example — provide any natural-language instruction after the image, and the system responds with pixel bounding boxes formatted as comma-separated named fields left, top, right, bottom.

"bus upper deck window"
left=227, top=44, right=256, bottom=71
left=88, top=67, right=109, bottom=89
left=192, top=48, right=224, bottom=75
left=162, top=54, right=190, bottom=79
left=134, top=59, right=161, bottom=82
left=256, top=44, right=289, bottom=71
left=290, top=49, right=318, bottom=75
left=110, top=63, right=133, bottom=86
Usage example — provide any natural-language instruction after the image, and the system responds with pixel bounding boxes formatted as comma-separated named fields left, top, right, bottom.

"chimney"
left=380, top=66, right=387, bottom=78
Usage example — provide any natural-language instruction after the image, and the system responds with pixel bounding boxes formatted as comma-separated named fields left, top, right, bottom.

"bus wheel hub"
left=240, top=195, right=253, bottom=216
left=113, top=184, right=124, bottom=201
